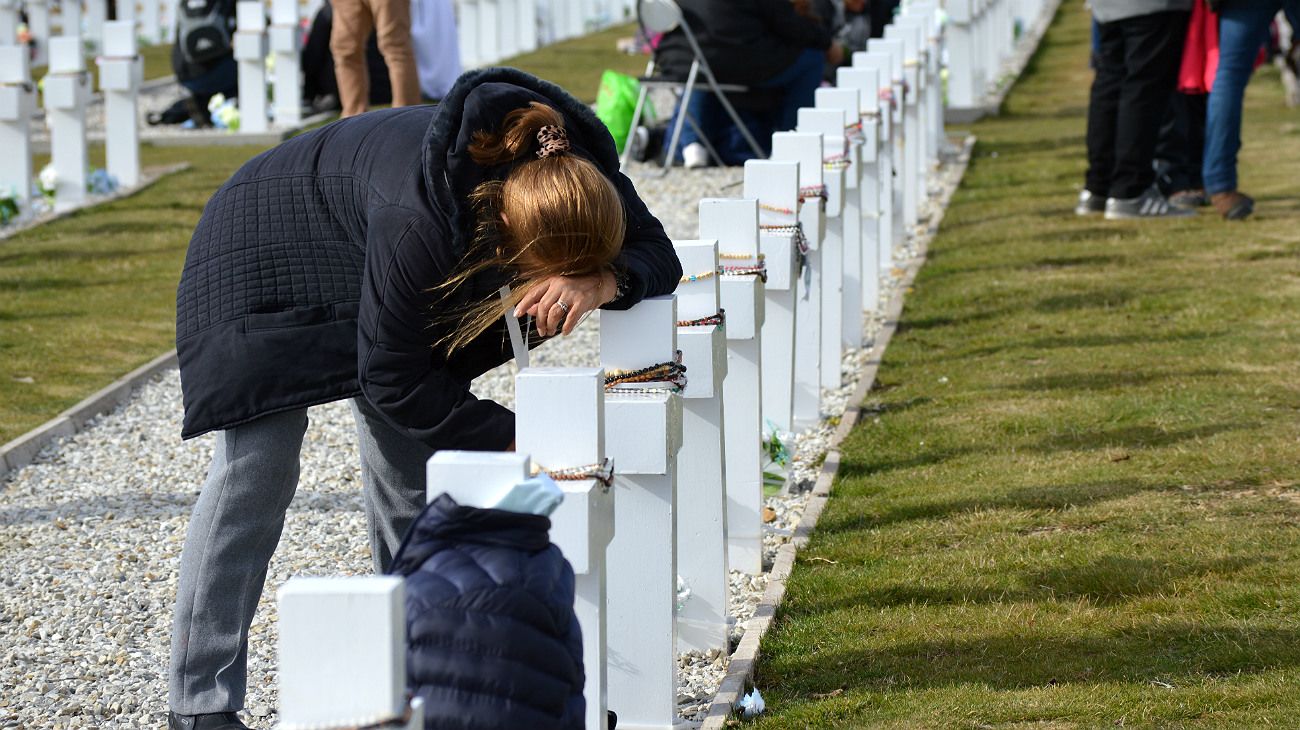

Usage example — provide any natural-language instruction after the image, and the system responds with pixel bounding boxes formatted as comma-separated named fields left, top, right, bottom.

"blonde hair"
left=435, top=102, right=627, bottom=355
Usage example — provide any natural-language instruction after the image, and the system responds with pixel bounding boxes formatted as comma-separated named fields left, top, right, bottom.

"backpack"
left=177, top=0, right=236, bottom=66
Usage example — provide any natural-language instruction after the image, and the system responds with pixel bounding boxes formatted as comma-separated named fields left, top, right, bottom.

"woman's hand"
left=514, top=270, right=617, bottom=337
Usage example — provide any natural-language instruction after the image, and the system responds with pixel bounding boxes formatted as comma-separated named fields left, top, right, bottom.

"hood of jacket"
left=389, top=493, right=554, bottom=576
left=420, top=66, right=624, bottom=261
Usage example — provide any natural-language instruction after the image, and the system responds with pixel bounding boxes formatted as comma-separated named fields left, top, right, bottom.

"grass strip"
left=748, top=3, right=1300, bottom=727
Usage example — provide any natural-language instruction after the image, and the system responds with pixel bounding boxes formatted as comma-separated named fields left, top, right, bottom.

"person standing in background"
left=1077, top=0, right=1194, bottom=219
left=330, top=0, right=421, bottom=116
left=1201, top=0, right=1300, bottom=219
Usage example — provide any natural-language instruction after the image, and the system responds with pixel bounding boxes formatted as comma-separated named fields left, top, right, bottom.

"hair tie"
left=536, top=125, right=570, bottom=159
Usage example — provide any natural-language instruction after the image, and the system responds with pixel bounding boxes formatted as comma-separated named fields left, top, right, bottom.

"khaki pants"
left=330, top=0, right=421, bottom=117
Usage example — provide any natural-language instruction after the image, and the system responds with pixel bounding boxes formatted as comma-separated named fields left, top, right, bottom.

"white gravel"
left=0, top=150, right=958, bottom=728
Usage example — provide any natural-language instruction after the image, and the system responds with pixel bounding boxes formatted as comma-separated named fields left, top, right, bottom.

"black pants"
left=1084, top=11, right=1190, bottom=199
left=1154, top=91, right=1207, bottom=195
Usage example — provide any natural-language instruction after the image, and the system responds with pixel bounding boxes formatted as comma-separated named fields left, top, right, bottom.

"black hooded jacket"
left=388, top=494, right=584, bottom=729
left=175, top=67, right=680, bottom=450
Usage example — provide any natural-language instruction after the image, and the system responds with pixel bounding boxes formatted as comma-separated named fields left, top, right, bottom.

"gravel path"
left=0, top=157, right=928, bottom=729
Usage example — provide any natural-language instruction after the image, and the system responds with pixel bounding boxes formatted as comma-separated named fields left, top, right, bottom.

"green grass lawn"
left=0, top=27, right=647, bottom=443
left=748, top=3, right=1300, bottom=728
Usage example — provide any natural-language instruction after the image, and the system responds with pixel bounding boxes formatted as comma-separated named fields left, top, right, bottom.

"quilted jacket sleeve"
left=357, top=208, right=515, bottom=451
left=602, top=170, right=682, bottom=311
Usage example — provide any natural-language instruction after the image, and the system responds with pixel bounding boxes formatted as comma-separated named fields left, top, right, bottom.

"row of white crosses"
left=946, top=0, right=1049, bottom=113
left=453, top=0, right=636, bottom=67
left=270, top=4, right=960, bottom=729
left=0, top=0, right=175, bottom=59
left=0, top=19, right=140, bottom=211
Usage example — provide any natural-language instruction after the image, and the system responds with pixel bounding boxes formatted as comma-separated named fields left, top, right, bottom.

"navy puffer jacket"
left=388, top=495, right=583, bottom=729
left=175, top=67, right=679, bottom=448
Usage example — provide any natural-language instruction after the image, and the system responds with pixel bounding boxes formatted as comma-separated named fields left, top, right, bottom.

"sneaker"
left=682, top=142, right=709, bottom=169
left=627, top=125, right=650, bottom=162
left=1104, top=186, right=1196, bottom=219
left=1074, top=189, right=1106, bottom=216
left=1168, top=189, right=1208, bottom=209
left=1211, top=190, right=1254, bottom=220
left=167, top=711, right=251, bottom=730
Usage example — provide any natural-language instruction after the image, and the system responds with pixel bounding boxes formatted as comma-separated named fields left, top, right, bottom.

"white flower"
left=38, top=163, right=58, bottom=192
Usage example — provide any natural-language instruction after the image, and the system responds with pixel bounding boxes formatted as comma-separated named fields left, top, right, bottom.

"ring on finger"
left=556, top=300, right=571, bottom=315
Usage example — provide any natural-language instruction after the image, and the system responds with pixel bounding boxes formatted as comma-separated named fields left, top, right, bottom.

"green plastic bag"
left=595, top=70, right=652, bottom=154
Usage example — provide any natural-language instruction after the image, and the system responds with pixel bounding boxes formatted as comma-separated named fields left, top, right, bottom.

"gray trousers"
left=168, top=398, right=431, bottom=714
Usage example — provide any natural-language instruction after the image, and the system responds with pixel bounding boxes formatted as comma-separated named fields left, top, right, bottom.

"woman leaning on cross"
left=166, top=67, right=681, bottom=730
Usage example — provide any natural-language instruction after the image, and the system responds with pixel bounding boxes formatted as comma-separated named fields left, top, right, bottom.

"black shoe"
left=167, top=711, right=251, bottom=730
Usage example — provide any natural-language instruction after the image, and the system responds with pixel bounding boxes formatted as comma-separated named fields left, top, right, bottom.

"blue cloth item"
left=389, top=494, right=584, bottom=729
left=487, top=474, right=565, bottom=516
left=1202, top=0, right=1300, bottom=194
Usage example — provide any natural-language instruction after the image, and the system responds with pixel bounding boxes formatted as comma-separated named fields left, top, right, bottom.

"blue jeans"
left=1203, top=0, right=1300, bottom=194
left=676, top=48, right=826, bottom=166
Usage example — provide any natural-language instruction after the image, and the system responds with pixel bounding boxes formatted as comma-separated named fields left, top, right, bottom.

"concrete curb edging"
left=700, top=135, right=977, bottom=729
left=0, top=349, right=178, bottom=482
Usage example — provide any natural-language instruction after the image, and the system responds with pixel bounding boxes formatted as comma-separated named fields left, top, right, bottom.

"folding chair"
left=619, top=0, right=768, bottom=173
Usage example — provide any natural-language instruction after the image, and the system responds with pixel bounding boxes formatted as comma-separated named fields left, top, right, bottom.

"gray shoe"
left=1104, top=186, right=1195, bottom=219
left=1074, top=189, right=1106, bottom=216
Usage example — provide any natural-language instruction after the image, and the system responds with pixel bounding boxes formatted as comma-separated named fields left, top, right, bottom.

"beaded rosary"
left=720, top=263, right=768, bottom=284
left=538, top=457, right=615, bottom=489
left=799, top=184, right=827, bottom=204
left=679, top=268, right=721, bottom=284
left=677, top=308, right=726, bottom=328
left=759, top=220, right=809, bottom=257
left=604, top=350, right=688, bottom=394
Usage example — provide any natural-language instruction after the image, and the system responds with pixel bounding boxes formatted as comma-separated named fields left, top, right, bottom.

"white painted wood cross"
left=234, top=1, right=268, bottom=133
left=27, top=0, right=50, bottom=66
left=945, top=0, right=978, bottom=111
left=736, top=168, right=796, bottom=440
left=698, top=198, right=765, bottom=576
left=270, top=0, right=303, bottom=126
left=814, top=86, right=865, bottom=350
left=904, top=2, right=944, bottom=169
left=43, top=36, right=89, bottom=211
left=457, top=0, right=482, bottom=68
left=515, top=367, right=611, bottom=730
left=140, top=0, right=163, bottom=43
left=769, top=130, right=824, bottom=431
left=866, top=38, right=910, bottom=245
left=797, top=107, right=848, bottom=391
left=477, top=0, right=500, bottom=65
left=515, top=0, right=538, bottom=53
left=0, top=0, right=17, bottom=44
left=84, top=0, right=106, bottom=52
left=672, top=239, right=730, bottom=655
left=0, top=45, right=34, bottom=205
left=849, top=54, right=896, bottom=279
left=59, top=0, right=82, bottom=41
left=886, top=21, right=925, bottom=227
left=276, top=576, right=423, bottom=729
left=830, top=70, right=884, bottom=325
left=97, top=21, right=141, bottom=187
left=600, top=296, right=683, bottom=730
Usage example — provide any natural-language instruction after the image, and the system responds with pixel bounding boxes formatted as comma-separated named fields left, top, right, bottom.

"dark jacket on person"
left=389, top=494, right=583, bottom=729
left=175, top=67, right=679, bottom=449
left=653, top=0, right=833, bottom=87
